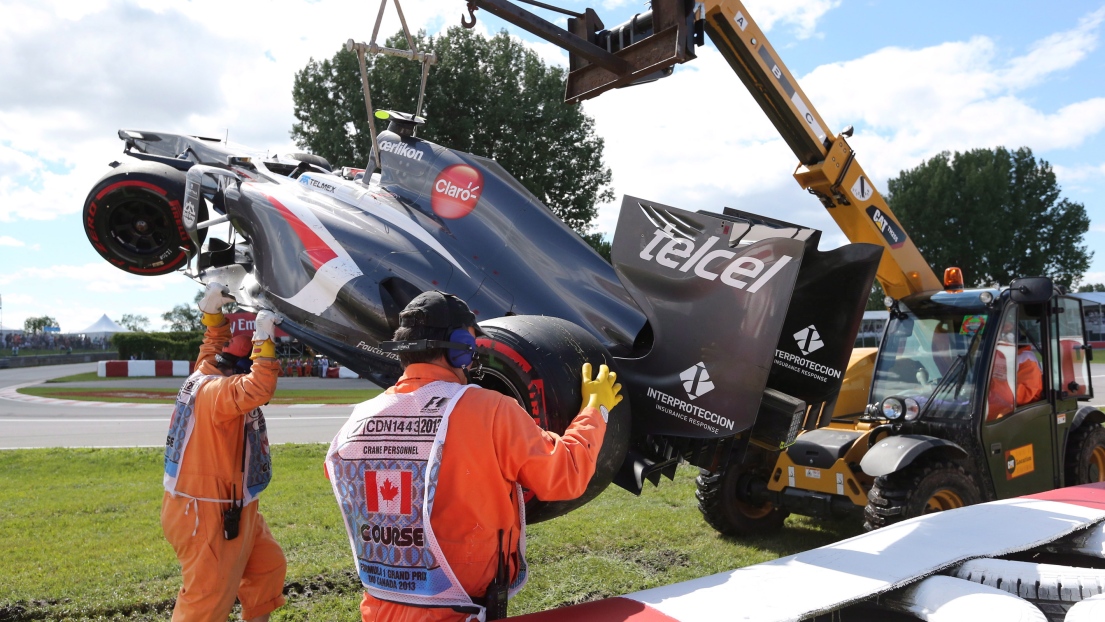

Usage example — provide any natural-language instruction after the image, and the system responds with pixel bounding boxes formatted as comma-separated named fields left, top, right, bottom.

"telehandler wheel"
left=695, top=467, right=788, bottom=537
left=1066, top=422, right=1105, bottom=485
left=864, top=460, right=980, bottom=530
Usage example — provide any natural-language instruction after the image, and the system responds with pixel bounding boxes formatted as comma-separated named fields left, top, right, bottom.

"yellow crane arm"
left=702, top=0, right=941, bottom=298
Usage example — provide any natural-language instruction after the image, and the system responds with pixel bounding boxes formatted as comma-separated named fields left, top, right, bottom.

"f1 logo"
left=422, top=396, right=449, bottom=411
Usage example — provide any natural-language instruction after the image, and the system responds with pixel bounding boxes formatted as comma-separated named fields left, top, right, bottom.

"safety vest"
left=325, top=381, right=528, bottom=620
left=164, top=371, right=273, bottom=504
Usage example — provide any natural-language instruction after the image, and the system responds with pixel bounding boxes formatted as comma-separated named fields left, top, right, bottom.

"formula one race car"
left=82, top=112, right=880, bottom=523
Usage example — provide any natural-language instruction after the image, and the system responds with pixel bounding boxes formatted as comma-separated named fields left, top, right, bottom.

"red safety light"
left=944, top=267, right=964, bottom=292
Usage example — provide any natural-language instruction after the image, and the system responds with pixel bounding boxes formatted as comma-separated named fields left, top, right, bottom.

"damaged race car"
left=81, top=111, right=881, bottom=525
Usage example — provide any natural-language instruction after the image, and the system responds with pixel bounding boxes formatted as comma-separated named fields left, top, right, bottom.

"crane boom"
left=701, top=0, right=940, bottom=298
left=459, top=0, right=941, bottom=298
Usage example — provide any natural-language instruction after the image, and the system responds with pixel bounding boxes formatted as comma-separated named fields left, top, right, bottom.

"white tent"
left=79, top=314, right=130, bottom=340
left=0, top=323, right=23, bottom=339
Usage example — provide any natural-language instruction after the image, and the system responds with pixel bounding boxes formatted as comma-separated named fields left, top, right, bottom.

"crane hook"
left=461, top=2, right=478, bottom=28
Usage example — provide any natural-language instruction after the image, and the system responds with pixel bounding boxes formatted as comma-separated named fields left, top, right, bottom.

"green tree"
left=1077, top=283, right=1105, bottom=293
left=866, top=281, right=886, bottom=311
left=162, top=304, right=202, bottom=333
left=118, top=314, right=150, bottom=332
left=24, top=315, right=58, bottom=335
left=886, top=147, right=1091, bottom=290
left=291, top=27, right=613, bottom=238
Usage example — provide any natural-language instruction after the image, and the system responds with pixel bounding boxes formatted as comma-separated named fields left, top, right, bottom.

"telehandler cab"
left=700, top=273, right=1099, bottom=532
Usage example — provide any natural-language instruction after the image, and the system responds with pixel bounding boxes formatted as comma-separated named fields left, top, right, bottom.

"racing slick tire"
left=290, top=152, right=332, bottom=172
left=1065, top=421, right=1105, bottom=485
left=82, top=162, right=198, bottom=276
left=864, top=460, right=980, bottom=530
left=474, top=315, right=631, bottom=524
left=695, top=465, right=788, bottom=537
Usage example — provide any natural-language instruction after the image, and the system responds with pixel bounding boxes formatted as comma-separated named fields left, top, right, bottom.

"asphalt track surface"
left=0, top=363, right=381, bottom=449
left=3, top=362, right=1105, bottom=450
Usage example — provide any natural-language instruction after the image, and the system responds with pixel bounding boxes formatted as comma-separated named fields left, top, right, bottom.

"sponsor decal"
left=365, top=469, right=413, bottom=515
left=793, top=325, right=824, bottom=356
left=680, top=362, right=715, bottom=400
left=646, top=386, right=734, bottom=433
left=960, top=315, right=988, bottom=335
left=431, top=164, right=483, bottom=219
left=805, top=468, right=821, bottom=479
left=866, top=206, right=907, bottom=249
left=379, top=140, right=425, bottom=161
left=356, top=340, right=401, bottom=361
left=182, top=182, right=199, bottom=229
left=639, top=224, right=794, bottom=293
left=774, top=349, right=843, bottom=383
left=300, top=176, right=338, bottom=193
left=1005, top=444, right=1035, bottom=480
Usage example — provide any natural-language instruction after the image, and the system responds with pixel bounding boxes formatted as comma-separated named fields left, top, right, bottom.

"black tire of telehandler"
left=863, top=460, right=980, bottom=531
left=1065, top=422, right=1105, bottom=486
left=695, top=467, right=788, bottom=537
left=473, top=315, right=631, bottom=524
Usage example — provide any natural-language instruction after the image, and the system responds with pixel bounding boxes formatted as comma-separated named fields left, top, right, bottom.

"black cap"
left=399, top=291, right=485, bottom=336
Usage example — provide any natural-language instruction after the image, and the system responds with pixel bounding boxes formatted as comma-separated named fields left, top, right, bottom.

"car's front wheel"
left=82, top=162, right=200, bottom=276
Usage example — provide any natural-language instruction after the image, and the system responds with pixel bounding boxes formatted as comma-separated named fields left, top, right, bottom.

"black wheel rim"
left=106, top=191, right=175, bottom=256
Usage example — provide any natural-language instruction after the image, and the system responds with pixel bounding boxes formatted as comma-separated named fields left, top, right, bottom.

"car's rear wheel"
left=474, top=315, right=631, bottom=523
left=82, top=162, right=200, bottom=276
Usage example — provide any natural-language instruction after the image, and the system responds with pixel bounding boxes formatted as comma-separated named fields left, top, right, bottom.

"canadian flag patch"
left=365, top=470, right=413, bottom=515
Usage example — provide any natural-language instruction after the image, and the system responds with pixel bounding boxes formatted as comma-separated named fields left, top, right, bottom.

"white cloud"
left=744, top=0, right=840, bottom=39
left=0, top=235, right=26, bottom=247
left=1055, top=162, right=1105, bottom=184
left=0, top=262, right=174, bottom=292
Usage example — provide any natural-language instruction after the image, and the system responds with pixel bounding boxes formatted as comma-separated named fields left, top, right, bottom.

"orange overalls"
left=161, top=322, right=287, bottom=621
left=988, top=345, right=1045, bottom=421
left=357, top=363, right=607, bottom=622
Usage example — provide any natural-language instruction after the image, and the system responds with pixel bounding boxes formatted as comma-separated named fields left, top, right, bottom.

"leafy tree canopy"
left=24, top=316, right=58, bottom=334
left=162, top=304, right=202, bottom=333
left=886, top=146, right=1091, bottom=290
left=118, top=313, right=150, bottom=332
left=291, top=27, right=613, bottom=237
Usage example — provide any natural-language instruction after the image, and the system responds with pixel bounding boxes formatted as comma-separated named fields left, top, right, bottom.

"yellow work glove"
left=581, top=362, right=623, bottom=423
left=201, top=312, right=225, bottom=327
left=251, top=339, right=276, bottom=360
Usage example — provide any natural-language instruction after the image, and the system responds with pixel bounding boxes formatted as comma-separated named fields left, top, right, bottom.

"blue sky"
left=1, top=0, right=1103, bottom=333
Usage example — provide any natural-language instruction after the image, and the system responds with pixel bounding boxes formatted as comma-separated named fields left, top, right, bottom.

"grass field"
left=0, top=445, right=863, bottom=621
left=16, top=387, right=381, bottom=405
